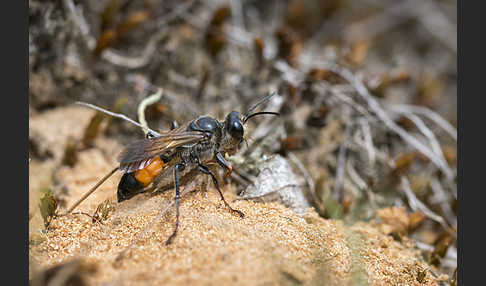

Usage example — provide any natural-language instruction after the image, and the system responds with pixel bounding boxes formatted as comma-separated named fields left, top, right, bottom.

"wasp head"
left=221, top=93, right=280, bottom=154
left=225, top=111, right=244, bottom=141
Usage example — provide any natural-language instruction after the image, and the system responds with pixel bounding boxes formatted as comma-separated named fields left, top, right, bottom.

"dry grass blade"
left=417, top=1, right=457, bottom=53
left=429, top=178, right=457, bottom=228
left=275, top=60, right=454, bottom=180
left=75, top=102, right=161, bottom=137
left=61, top=0, right=96, bottom=49
left=333, top=125, right=350, bottom=204
left=394, top=111, right=447, bottom=165
left=400, top=177, right=455, bottom=238
left=100, top=0, right=196, bottom=67
left=357, top=116, right=377, bottom=168
left=327, top=64, right=454, bottom=181
left=137, top=88, right=163, bottom=136
left=389, top=104, right=457, bottom=141
left=346, top=159, right=368, bottom=191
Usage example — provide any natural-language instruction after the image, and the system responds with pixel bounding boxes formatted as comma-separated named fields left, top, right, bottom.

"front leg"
left=166, top=163, right=185, bottom=245
left=215, top=152, right=232, bottom=179
left=198, top=163, right=244, bottom=218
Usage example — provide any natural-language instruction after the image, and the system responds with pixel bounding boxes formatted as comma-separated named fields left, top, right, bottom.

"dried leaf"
left=101, top=0, right=120, bottom=31
left=275, top=26, right=302, bottom=67
left=450, top=268, right=457, bottom=286
left=367, top=68, right=411, bottom=98
left=38, top=190, right=58, bottom=228
left=196, top=68, right=211, bottom=99
left=115, top=10, right=151, bottom=36
left=29, top=232, right=46, bottom=246
left=376, top=206, right=409, bottom=236
left=82, top=112, right=105, bottom=147
left=253, top=37, right=265, bottom=67
left=433, top=233, right=452, bottom=258
left=416, top=268, right=427, bottom=283
left=62, top=137, right=78, bottom=167
left=390, top=152, right=415, bottom=177
left=92, top=200, right=116, bottom=223
left=205, top=5, right=231, bottom=57
left=93, top=9, right=150, bottom=56
left=93, top=29, right=118, bottom=56
left=280, top=136, right=305, bottom=152
left=415, top=74, right=444, bottom=108
left=345, top=40, right=370, bottom=67
left=409, top=211, right=426, bottom=231
left=441, top=145, right=457, bottom=165
left=104, top=95, right=128, bottom=134
left=324, top=198, right=344, bottom=219
left=306, top=104, right=330, bottom=128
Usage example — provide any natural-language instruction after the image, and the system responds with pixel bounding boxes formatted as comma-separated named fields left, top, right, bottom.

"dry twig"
left=400, top=176, right=455, bottom=238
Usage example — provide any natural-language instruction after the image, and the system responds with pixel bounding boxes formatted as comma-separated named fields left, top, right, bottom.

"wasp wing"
left=118, top=127, right=205, bottom=173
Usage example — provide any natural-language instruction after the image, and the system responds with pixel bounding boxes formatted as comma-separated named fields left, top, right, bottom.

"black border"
left=458, top=1, right=483, bottom=285
left=7, top=0, right=29, bottom=284
left=456, top=0, right=462, bottom=283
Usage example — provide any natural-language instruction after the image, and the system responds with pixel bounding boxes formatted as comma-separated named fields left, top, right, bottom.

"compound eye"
left=229, top=120, right=244, bottom=140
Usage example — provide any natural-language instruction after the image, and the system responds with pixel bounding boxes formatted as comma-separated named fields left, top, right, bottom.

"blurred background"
left=29, top=0, right=457, bottom=282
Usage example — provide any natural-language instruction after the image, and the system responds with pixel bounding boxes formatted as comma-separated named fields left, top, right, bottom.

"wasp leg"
left=170, top=120, right=179, bottom=130
left=215, top=152, right=232, bottom=179
left=198, top=164, right=245, bottom=218
left=166, top=163, right=185, bottom=245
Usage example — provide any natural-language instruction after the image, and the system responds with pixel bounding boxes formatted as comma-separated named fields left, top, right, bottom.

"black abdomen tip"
left=117, top=173, right=144, bottom=202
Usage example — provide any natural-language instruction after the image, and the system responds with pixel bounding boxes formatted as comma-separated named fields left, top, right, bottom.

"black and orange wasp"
left=64, top=92, right=279, bottom=245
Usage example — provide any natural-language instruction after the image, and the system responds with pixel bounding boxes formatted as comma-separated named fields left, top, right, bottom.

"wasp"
left=64, top=93, right=279, bottom=245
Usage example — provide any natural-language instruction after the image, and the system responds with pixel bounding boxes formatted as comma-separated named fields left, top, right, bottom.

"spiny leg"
left=166, top=163, right=185, bottom=245
left=198, top=163, right=244, bottom=218
left=215, top=152, right=232, bottom=179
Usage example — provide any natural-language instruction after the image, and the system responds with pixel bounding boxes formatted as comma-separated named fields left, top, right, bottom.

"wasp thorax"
left=193, top=116, right=219, bottom=132
left=225, top=111, right=244, bottom=141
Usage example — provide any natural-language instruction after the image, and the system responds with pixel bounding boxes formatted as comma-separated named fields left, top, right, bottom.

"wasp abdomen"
left=134, top=156, right=165, bottom=186
left=118, top=173, right=143, bottom=202
left=117, top=156, right=167, bottom=202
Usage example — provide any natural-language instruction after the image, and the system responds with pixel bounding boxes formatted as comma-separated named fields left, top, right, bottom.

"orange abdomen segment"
left=134, top=157, right=165, bottom=186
